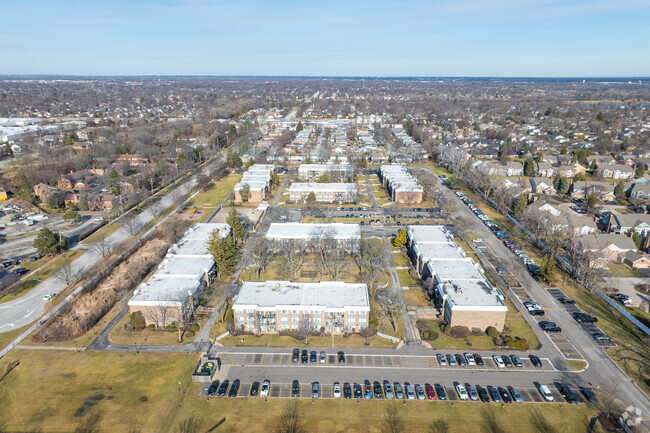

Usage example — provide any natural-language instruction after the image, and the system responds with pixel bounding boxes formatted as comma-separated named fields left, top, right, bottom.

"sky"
left=1, top=0, right=649, bottom=77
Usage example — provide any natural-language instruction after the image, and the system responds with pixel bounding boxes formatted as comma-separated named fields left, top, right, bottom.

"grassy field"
left=0, top=348, right=599, bottom=433
left=391, top=251, right=410, bottom=267
left=81, top=222, right=123, bottom=244
left=396, top=268, right=419, bottom=287
left=607, top=261, right=645, bottom=278
left=108, top=313, right=206, bottom=346
left=186, top=172, right=242, bottom=209
left=0, top=321, right=35, bottom=351
left=402, top=289, right=430, bottom=307
left=0, top=249, right=85, bottom=304
left=567, top=359, right=588, bottom=371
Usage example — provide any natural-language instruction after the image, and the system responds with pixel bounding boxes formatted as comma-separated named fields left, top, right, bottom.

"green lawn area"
left=567, top=359, right=588, bottom=371
left=81, top=222, right=123, bottom=244
left=391, top=252, right=410, bottom=267
left=0, top=348, right=597, bottom=433
left=186, top=172, right=242, bottom=209
left=396, top=269, right=419, bottom=287
left=108, top=313, right=206, bottom=346
left=0, top=321, right=35, bottom=351
left=402, top=289, right=430, bottom=307
left=608, top=261, right=645, bottom=278
left=0, top=249, right=85, bottom=304
left=239, top=263, right=390, bottom=288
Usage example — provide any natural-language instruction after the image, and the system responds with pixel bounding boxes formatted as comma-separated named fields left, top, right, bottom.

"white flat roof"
left=234, top=281, right=370, bottom=311
left=128, top=275, right=202, bottom=307
left=414, top=242, right=465, bottom=261
left=156, top=255, right=213, bottom=278
left=408, top=225, right=454, bottom=243
left=443, top=279, right=506, bottom=309
left=427, top=258, right=484, bottom=281
left=289, top=183, right=356, bottom=193
left=266, top=223, right=361, bottom=240
left=235, top=180, right=268, bottom=191
left=167, top=223, right=230, bottom=257
left=298, top=164, right=352, bottom=171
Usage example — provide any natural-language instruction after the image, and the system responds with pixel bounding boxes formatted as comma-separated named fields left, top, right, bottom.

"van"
left=539, top=385, right=554, bottom=401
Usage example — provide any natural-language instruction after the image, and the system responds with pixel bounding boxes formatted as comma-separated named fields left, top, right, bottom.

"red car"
left=425, top=384, right=436, bottom=400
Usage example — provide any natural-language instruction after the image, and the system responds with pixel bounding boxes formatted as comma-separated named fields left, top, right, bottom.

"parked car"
left=559, top=384, right=578, bottom=404
left=309, top=351, right=317, bottom=362
left=502, top=356, right=512, bottom=367
left=343, top=382, right=352, bottom=399
left=593, top=333, right=611, bottom=342
left=539, top=321, right=562, bottom=332
left=394, top=382, right=404, bottom=399
left=446, top=354, right=456, bottom=366
left=437, top=354, right=447, bottom=366
left=260, top=380, right=270, bottom=398
left=558, top=297, right=575, bottom=304
left=364, top=381, right=373, bottom=399
left=405, top=383, right=415, bottom=400
left=13, top=267, right=28, bottom=275
left=207, top=380, right=219, bottom=396
left=493, top=355, right=505, bottom=368
left=529, top=355, right=543, bottom=368
left=333, top=382, right=341, bottom=398
left=228, top=379, right=240, bottom=397
left=380, top=381, right=392, bottom=399
left=217, top=380, right=229, bottom=397
left=487, top=386, right=501, bottom=403
left=476, top=385, right=490, bottom=402
left=464, top=353, right=476, bottom=366
left=455, top=383, right=468, bottom=400
left=415, top=384, right=425, bottom=400
left=498, top=387, right=512, bottom=403
left=467, top=384, right=479, bottom=401
left=301, top=350, right=308, bottom=364
left=43, top=293, right=55, bottom=301
left=509, top=387, right=523, bottom=403
left=434, top=383, right=447, bottom=400
left=539, top=385, right=554, bottom=401
left=455, top=354, right=466, bottom=366
left=292, top=348, right=300, bottom=362
left=337, top=351, right=346, bottom=363
left=320, top=351, right=327, bottom=363
left=425, top=384, right=436, bottom=400
left=574, top=312, right=598, bottom=323
left=353, top=383, right=362, bottom=399
left=580, top=387, right=598, bottom=404
left=249, top=381, right=260, bottom=397
left=473, top=354, right=484, bottom=366
left=312, top=382, right=320, bottom=398
left=373, top=381, right=383, bottom=398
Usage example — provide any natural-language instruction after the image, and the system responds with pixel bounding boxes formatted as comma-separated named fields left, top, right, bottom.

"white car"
left=455, top=383, right=468, bottom=400
left=43, top=293, right=56, bottom=300
left=464, top=353, right=476, bottom=366
left=539, top=385, right=554, bottom=402
left=319, top=351, right=326, bottom=363
left=472, top=238, right=483, bottom=243
left=260, top=380, right=270, bottom=398
left=493, top=355, right=506, bottom=368
left=333, top=382, right=341, bottom=398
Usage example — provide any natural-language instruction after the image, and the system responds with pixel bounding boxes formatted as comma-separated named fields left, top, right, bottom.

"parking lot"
left=199, top=379, right=590, bottom=405
left=215, top=351, right=555, bottom=371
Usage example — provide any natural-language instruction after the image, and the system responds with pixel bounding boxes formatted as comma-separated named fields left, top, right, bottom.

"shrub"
left=466, top=339, right=472, bottom=346
left=440, top=324, right=450, bottom=334
left=166, top=324, right=178, bottom=332
left=185, top=331, right=195, bottom=338
left=416, top=320, right=433, bottom=335
left=369, top=310, right=379, bottom=326
left=428, top=331, right=439, bottom=341
left=471, top=327, right=484, bottom=336
left=224, top=305, right=234, bottom=323
left=124, top=322, right=134, bottom=332
left=501, top=334, right=511, bottom=344
left=129, top=311, right=146, bottom=331
left=449, top=326, right=470, bottom=339
left=513, top=339, right=528, bottom=350
left=486, top=326, right=499, bottom=338
left=422, top=332, right=429, bottom=339
left=493, top=337, right=504, bottom=346
left=191, top=324, right=200, bottom=332
left=147, top=324, right=155, bottom=329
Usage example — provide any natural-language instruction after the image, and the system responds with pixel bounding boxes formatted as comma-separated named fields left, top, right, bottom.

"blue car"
left=309, top=351, right=317, bottom=362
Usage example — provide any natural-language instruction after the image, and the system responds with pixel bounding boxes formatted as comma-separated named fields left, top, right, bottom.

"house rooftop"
left=407, top=225, right=455, bottom=244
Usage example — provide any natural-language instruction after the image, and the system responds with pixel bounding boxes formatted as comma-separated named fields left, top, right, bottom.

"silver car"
left=393, top=382, right=404, bottom=399
left=383, top=381, right=394, bottom=399
left=415, top=384, right=426, bottom=400
left=312, top=382, right=320, bottom=398
left=260, top=380, right=270, bottom=398
left=405, top=383, right=415, bottom=400
left=467, top=384, right=479, bottom=401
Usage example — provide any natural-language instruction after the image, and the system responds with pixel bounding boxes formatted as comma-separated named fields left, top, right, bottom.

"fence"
left=457, top=171, right=650, bottom=336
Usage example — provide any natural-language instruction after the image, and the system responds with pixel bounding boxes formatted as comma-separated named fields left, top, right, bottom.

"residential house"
left=586, top=155, right=617, bottom=168
left=536, top=162, right=557, bottom=178
left=602, top=213, right=650, bottom=235
left=96, top=194, right=118, bottom=211
left=579, top=233, right=637, bottom=261
left=557, top=162, right=586, bottom=179
left=622, top=251, right=650, bottom=270
left=33, top=183, right=59, bottom=202
left=600, top=164, right=635, bottom=180
left=117, top=153, right=151, bottom=166
left=570, top=181, right=615, bottom=202
left=530, top=178, right=556, bottom=195
left=629, top=183, right=650, bottom=201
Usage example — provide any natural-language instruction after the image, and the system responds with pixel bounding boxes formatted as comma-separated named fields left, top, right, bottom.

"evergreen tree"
left=538, top=253, right=556, bottom=283
left=513, top=193, right=528, bottom=217
left=635, top=163, right=645, bottom=179
left=614, top=181, right=625, bottom=199
left=552, top=176, right=561, bottom=191
left=244, top=158, right=254, bottom=170
left=392, top=228, right=408, bottom=248
left=589, top=160, right=598, bottom=172
left=296, top=121, right=304, bottom=132
left=226, top=208, right=245, bottom=244
left=573, top=172, right=586, bottom=182
left=523, top=158, right=535, bottom=177
left=239, top=183, right=250, bottom=202
left=560, top=145, right=568, bottom=155
left=226, top=151, right=242, bottom=168
left=208, top=231, right=236, bottom=277
left=305, top=191, right=316, bottom=203
left=632, top=231, right=643, bottom=249
left=33, top=227, right=68, bottom=255
left=585, top=191, right=598, bottom=209
left=535, top=153, right=544, bottom=163
left=559, top=177, right=570, bottom=194
left=270, top=171, right=281, bottom=186
left=63, top=203, right=81, bottom=222
left=317, top=173, right=331, bottom=183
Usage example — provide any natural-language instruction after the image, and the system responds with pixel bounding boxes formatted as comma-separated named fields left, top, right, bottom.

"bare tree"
left=529, top=409, right=556, bottom=433
left=277, top=400, right=304, bottom=433
left=55, top=259, right=77, bottom=287
left=247, top=237, right=274, bottom=279
left=381, top=404, right=405, bottom=433
left=280, top=244, right=306, bottom=279
left=91, top=237, right=113, bottom=262
left=326, top=250, right=348, bottom=280
left=359, top=325, right=377, bottom=345
left=375, top=292, right=403, bottom=334
left=172, top=190, right=187, bottom=209
left=297, top=315, right=313, bottom=344
left=123, top=216, right=140, bottom=236
left=309, top=228, right=337, bottom=279
left=480, top=407, right=507, bottom=433
left=428, top=419, right=449, bottom=433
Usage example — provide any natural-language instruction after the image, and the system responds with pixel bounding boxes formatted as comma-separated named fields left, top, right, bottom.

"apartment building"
left=379, top=165, right=423, bottom=204
left=234, top=164, right=275, bottom=203
left=265, top=222, right=360, bottom=253
left=298, top=164, right=354, bottom=182
left=232, top=281, right=370, bottom=334
left=288, top=182, right=356, bottom=203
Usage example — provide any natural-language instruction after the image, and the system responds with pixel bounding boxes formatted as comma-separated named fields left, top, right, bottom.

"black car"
left=301, top=349, right=308, bottom=364
left=343, top=382, right=352, bottom=399
left=217, top=380, right=229, bottom=397
left=13, top=267, right=28, bottom=275
left=373, top=381, right=383, bottom=398
left=337, top=351, right=345, bottom=363
left=502, top=356, right=512, bottom=367
left=207, top=380, right=219, bottom=396
left=250, top=381, right=260, bottom=396
left=434, top=383, right=447, bottom=400
left=487, top=386, right=501, bottom=403
left=580, top=387, right=598, bottom=404
left=455, top=354, right=466, bottom=366
left=473, top=354, right=484, bottom=366
left=291, top=380, right=300, bottom=397
left=559, top=384, right=578, bottom=404
left=539, top=321, right=562, bottom=332
left=292, top=348, right=300, bottom=362
left=529, top=355, right=543, bottom=367
left=558, top=297, right=575, bottom=304
left=476, top=385, right=490, bottom=403
left=498, top=387, right=512, bottom=403
left=228, top=379, right=240, bottom=397
left=353, top=383, right=362, bottom=399
left=574, top=312, right=598, bottom=323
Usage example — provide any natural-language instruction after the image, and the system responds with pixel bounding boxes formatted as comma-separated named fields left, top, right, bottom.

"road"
left=415, top=166, right=650, bottom=416
left=0, top=162, right=221, bottom=333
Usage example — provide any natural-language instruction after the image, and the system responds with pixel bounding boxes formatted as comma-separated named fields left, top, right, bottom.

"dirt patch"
left=32, top=238, right=169, bottom=342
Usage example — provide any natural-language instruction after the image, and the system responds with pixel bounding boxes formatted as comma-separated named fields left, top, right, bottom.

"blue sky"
left=1, top=0, right=648, bottom=76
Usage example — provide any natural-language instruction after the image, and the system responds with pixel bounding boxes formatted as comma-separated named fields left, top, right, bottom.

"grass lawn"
left=391, top=252, right=410, bottom=267
left=0, top=321, right=35, bottom=351
left=0, top=249, right=85, bottom=304
left=567, top=359, right=588, bottom=371
left=186, top=172, right=242, bottom=209
left=607, top=261, right=645, bottom=278
left=396, top=268, right=419, bottom=288
left=81, top=222, right=123, bottom=244
left=0, top=348, right=596, bottom=433
left=108, top=313, right=206, bottom=346
left=239, top=264, right=390, bottom=288
left=402, top=289, right=430, bottom=307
